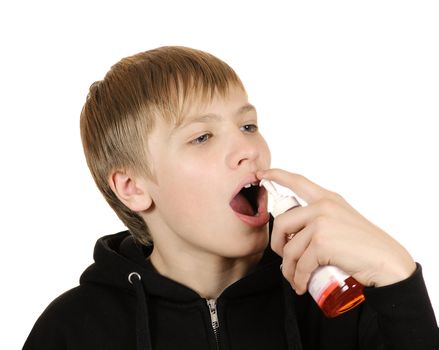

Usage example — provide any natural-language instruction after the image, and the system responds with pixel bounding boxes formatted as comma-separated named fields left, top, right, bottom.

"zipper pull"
left=206, top=299, right=220, bottom=347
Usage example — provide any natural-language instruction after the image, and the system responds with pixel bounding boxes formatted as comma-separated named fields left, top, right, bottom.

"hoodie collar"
left=80, top=229, right=302, bottom=350
left=80, top=230, right=283, bottom=302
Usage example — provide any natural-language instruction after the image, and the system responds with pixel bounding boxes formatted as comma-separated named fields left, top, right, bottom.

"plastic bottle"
left=260, top=179, right=365, bottom=318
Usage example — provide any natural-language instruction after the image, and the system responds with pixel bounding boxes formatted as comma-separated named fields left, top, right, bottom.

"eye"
left=190, top=133, right=212, bottom=145
left=241, top=124, right=258, bottom=133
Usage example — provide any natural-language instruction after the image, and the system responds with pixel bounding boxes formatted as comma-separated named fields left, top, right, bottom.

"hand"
left=257, top=168, right=416, bottom=294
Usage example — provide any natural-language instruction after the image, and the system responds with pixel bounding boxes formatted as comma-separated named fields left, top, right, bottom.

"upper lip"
left=229, top=173, right=260, bottom=202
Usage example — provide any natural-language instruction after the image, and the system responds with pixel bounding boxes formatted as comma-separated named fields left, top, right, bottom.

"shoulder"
left=23, top=284, right=137, bottom=349
left=37, top=283, right=134, bottom=322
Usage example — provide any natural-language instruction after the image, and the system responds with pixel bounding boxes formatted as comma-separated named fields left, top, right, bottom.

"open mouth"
left=229, top=182, right=269, bottom=227
left=229, top=179, right=269, bottom=226
left=230, top=183, right=262, bottom=216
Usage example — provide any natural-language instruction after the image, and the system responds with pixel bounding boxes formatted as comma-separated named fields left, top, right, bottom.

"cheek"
left=180, top=163, right=219, bottom=206
left=156, top=157, right=219, bottom=215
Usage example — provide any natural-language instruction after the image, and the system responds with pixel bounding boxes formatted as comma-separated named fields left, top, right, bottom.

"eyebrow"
left=176, top=103, right=257, bottom=130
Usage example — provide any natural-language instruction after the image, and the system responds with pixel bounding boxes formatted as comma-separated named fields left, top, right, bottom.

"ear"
left=108, top=170, right=153, bottom=212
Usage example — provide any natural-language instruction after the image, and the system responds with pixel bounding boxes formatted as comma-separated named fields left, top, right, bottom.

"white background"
left=1, top=1, right=438, bottom=348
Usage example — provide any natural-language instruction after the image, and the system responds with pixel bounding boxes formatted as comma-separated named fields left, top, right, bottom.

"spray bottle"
left=260, top=179, right=365, bottom=318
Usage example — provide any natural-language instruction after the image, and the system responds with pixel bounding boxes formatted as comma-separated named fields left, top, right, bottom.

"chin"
left=221, top=224, right=269, bottom=258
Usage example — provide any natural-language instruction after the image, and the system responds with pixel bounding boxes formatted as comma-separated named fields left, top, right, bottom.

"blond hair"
left=80, top=46, right=244, bottom=244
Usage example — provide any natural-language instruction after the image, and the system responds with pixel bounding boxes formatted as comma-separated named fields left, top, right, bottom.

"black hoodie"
left=23, top=230, right=439, bottom=349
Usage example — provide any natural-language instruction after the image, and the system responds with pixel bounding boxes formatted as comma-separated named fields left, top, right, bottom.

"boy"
left=24, top=46, right=439, bottom=349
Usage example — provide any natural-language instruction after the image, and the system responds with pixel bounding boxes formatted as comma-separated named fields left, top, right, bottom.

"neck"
left=149, top=246, right=262, bottom=299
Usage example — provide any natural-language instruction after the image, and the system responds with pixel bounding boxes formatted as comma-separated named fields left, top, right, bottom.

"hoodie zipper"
left=206, top=299, right=220, bottom=349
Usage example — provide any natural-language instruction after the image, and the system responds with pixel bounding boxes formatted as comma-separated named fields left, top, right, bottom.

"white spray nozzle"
left=259, top=179, right=282, bottom=200
left=259, top=178, right=301, bottom=217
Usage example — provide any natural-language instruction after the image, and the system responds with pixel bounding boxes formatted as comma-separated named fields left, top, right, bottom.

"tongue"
left=230, top=193, right=255, bottom=216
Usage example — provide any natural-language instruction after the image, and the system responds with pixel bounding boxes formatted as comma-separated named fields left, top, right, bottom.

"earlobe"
left=109, top=170, right=153, bottom=212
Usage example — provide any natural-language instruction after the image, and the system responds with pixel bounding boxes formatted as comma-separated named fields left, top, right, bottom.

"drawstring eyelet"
left=128, top=272, right=141, bottom=284
left=128, top=271, right=152, bottom=349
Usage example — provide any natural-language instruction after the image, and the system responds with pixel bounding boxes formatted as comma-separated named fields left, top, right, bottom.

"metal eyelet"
left=128, top=272, right=141, bottom=284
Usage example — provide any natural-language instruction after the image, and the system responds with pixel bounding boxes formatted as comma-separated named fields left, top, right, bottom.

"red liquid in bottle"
left=308, top=266, right=365, bottom=318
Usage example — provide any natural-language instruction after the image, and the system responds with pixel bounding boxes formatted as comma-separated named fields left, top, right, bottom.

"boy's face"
left=144, top=85, right=271, bottom=259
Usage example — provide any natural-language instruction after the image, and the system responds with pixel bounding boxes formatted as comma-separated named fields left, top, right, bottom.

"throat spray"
left=260, top=179, right=365, bottom=318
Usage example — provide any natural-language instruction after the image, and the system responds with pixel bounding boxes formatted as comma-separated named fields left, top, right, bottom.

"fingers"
left=257, top=168, right=333, bottom=204
left=280, top=223, right=318, bottom=294
left=270, top=205, right=309, bottom=256
left=278, top=216, right=338, bottom=294
left=282, top=225, right=355, bottom=295
left=264, top=168, right=417, bottom=291
left=270, top=198, right=363, bottom=257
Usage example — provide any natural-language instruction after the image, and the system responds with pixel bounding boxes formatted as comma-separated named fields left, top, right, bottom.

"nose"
left=225, top=132, right=261, bottom=169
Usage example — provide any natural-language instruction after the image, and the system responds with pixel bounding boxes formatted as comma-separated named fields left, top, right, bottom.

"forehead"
left=174, top=85, right=253, bottom=127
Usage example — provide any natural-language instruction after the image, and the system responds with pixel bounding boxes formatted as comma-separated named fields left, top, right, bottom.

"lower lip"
left=231, top=190, right=270, bottom=228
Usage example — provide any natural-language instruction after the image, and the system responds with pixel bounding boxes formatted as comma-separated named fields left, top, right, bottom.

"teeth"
left=243, top=182, right=258, bottom=188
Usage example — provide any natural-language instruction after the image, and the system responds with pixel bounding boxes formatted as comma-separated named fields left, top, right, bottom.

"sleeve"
left=22, top=287, right=84, bottom=350
left=22, top=307, right=69, bottom=350
left=361, top=263, right=439, bottom=350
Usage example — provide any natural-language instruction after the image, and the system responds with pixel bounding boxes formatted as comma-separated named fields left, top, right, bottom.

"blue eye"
left=191, top=133, right=211, bottom=145
left=241, top=124, right=258, bottom=133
